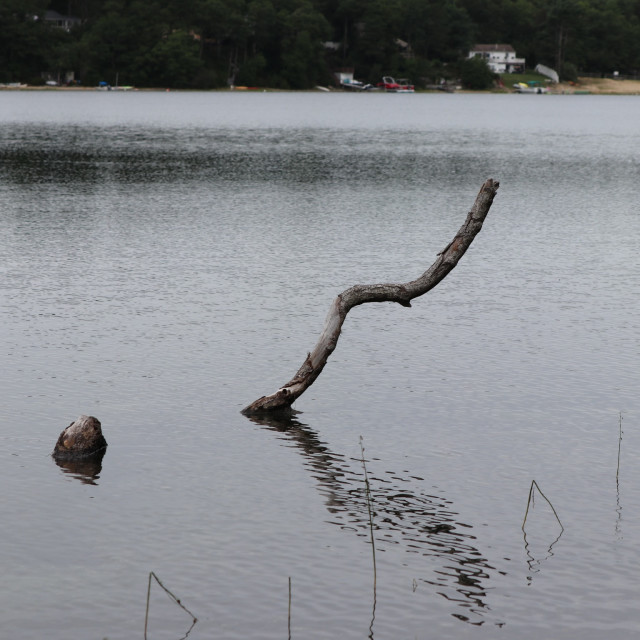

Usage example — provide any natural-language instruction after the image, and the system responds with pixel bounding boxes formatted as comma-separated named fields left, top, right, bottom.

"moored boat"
left=513, top=81, right=548, bottom=94
left=378, top=76, right=415, bottom=92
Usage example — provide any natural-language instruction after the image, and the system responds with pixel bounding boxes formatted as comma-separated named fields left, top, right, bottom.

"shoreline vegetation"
left=4, top=1, right=640, bottom=95
left=2, top=77, right=640, bottom=95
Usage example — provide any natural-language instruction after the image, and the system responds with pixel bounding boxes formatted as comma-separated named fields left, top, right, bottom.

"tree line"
left=2, top=0, right=639, bottom=89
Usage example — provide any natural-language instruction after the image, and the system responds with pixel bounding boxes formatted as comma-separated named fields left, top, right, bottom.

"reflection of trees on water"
left=250, top=413, right=500, bottom=627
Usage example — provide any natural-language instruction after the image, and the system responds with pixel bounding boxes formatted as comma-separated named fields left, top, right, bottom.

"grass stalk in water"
left=359, top=436, right=377, bottom=639
left=522, top=480, right=564, bottom=531
left=617, top=411, right=623, bottom=484
left=144, top=571, right=197, bottom=639
left=288, top=576, right=292, bottom=640
left=359, top=436, right=377, bottom=587
left=615, top=411, right=624, bottom=538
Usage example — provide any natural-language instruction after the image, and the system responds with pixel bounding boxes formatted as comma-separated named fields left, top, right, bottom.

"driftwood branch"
left=242, top=178, right=499, bottom=416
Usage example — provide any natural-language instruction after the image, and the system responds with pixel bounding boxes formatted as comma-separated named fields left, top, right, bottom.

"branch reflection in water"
left=249, top=412, right=499, bottom=627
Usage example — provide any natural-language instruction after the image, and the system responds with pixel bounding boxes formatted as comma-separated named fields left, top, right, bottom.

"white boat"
left=334, top=70, right=374, bottom=92
left=96, top=83, right=135, bottom=91
left=513, top=81, right=548, bottom=94
left=339, top=77, right=374, bottom=91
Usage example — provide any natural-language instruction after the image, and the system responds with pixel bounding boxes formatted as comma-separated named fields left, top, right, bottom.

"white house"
left=468, top=44, right=525, bottom=74
left=43, top=10, right=82, bottom=32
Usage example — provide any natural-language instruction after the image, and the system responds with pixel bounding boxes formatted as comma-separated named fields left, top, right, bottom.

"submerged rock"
left=52, top=415, right=108, bottom=460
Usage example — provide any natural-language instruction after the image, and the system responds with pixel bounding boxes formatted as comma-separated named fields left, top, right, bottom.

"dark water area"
left=0, top=91, right=639, bottom=639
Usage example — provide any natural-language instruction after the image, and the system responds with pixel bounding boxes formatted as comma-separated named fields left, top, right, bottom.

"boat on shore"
left=513, top=81, right=548, bottom=94
left=96, top=84, right=135, bottom=91
left=378, top=76, right=415, bottom=93
left=339, top=78, right=374, bottom=91
left=96, top=77, right=135, bottom=91
left=333, top=69, right=374, bottom=91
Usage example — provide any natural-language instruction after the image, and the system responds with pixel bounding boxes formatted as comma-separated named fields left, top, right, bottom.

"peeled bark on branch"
left=242, top=178, right=500, bottom=416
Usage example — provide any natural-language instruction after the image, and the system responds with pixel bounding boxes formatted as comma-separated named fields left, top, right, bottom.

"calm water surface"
left=1, top=90, right=639, bottom=639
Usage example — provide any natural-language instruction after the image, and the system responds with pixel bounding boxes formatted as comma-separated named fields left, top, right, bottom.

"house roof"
left=470, top=44, right=516, bottom=53
left=44, top=10, right=82, bottom=23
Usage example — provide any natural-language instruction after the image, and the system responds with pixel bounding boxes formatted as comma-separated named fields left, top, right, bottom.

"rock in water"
left=52, top=415, right=108, bottom=460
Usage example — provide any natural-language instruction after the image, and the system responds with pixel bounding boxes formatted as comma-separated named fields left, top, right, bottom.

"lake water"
left=0, top=90, right=639, bottom=639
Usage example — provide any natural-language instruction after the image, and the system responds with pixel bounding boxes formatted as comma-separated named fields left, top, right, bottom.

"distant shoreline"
left=2, top=77, right=640, bottom=95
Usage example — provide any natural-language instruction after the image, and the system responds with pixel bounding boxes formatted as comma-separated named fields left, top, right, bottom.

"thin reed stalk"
left=359, top=436, right=377, bottom=588
left=144, top=571, right=198, bottom=639
left=288, top=576, right=292, bottom=640
left=522, top=480, right=564, bottom=532
left=617, top=411, right=623, bottom=484
left=359, top=436, right=377, bottom=639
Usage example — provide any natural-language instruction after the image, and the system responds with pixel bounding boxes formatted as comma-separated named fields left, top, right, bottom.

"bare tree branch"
left=242, top=179, right=500, bottom=416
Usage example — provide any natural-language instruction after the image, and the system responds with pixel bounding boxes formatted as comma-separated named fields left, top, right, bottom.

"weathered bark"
left=52, top=415, right=108, bottom=460
left=242, top=178, right=499, bottom=416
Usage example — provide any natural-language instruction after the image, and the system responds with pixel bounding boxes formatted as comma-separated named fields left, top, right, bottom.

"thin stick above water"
left=617, top=411, right=623, bottom=484
left=522, top=480, right=564, bottom=532
left=144, top=571, right=198, bottom=639
left=359, top=436, right=377, bottom=639
left=359, top=436, right=377, bottom=589
left=288, top=576, right=292, bottom=640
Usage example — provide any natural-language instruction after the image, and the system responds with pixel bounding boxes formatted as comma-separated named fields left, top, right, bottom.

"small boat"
left=96, top=74, right=135, bottom=91
left=377, top=76, right=415, bottom=93
left=340, top=78, right=374, bottom=91
left=96, top=82, right=135, bottom=91
left=334, top=70, right=374, bottom=92
left=513, top=81, right=548, bottom=94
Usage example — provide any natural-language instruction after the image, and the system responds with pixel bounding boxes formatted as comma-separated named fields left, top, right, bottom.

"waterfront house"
left=468, top=44, right=525, bottom=73
left=43, top=10, right=82, bottom=32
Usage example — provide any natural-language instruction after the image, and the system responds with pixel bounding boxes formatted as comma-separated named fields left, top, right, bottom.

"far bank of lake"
left=3, top=75, right=640, bottom=94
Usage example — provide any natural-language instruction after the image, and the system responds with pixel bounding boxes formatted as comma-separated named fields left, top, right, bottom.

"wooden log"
left=242, top=179, right=499, bottom=416
left=52, top=415, right=108, bottom=460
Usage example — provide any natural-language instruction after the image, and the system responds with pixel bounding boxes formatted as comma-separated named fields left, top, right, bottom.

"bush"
left=561, top=62, right=579, bottom=83
left=459, top=57, right=497, bottom=90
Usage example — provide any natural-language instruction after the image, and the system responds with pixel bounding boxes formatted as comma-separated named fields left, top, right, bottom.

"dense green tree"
left=542, top=0, right=588, bottom=77
left=579, top=0, right=638, bottom=73
left=2, top=0, right=640, bottom=88
left=278, top=0, right=332, bottom=87
left=458, top=54, right=496, bottom=88
left=138, top=30, right=205, bottom=88
left=0, top=0, right=52, bottom=82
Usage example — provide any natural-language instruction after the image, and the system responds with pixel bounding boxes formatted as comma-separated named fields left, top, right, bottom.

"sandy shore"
left=553, top=77, right=640, bottom=94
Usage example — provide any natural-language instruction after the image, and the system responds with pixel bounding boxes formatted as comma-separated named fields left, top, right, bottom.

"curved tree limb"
left=242, top=178, right=500, bottom=416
